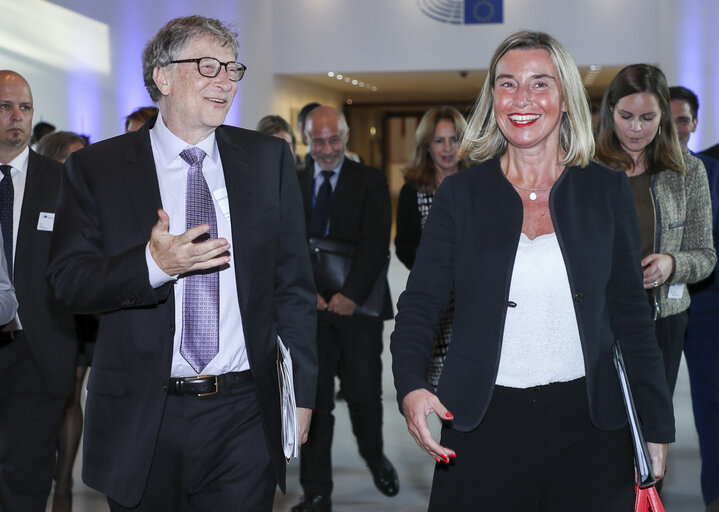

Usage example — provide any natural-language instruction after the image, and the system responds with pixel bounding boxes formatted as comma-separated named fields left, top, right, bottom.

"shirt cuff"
left=146, top=242, right=177, bottom=288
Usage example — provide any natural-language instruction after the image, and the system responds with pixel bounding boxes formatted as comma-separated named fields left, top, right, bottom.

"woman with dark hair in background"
left=395, top=105, right=467, bottom=388
left=36, top=131, right=88, bottom=164
left=256, top=114, right=296, bottom=155
left=595, top=64, right=716, bottom=397
left=124, top=106, right=158, bottom=133
left=37, top=130, right=95, bottom=512
left=392, top=31, right=674, bottom=511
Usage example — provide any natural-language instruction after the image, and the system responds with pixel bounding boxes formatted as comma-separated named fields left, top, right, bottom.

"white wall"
left=2, top=0, right=718, bottom=150
left=273, top=0, right=663, bottom=74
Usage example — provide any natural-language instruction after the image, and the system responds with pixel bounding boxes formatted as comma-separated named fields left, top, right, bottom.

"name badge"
left=37, top=212, right=55, bottom=231
left=213, top=188, right=231, bottom=228
left=667, top=283, right=684, bottom=299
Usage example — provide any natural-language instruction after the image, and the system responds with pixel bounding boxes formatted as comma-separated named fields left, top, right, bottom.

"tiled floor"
left=50, top=255, right=706, bottom=511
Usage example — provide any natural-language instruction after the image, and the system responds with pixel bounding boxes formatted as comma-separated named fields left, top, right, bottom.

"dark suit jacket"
left=391, top=158, right=675, bottom=443
left=701, top=142, right=719, bottom=161
left=298, top=158, right=393, bottom=319
left=47, top=118, right=317, bottom=506
left=394, top=183, right=424, bottom=270
left=13, top=149, right=77, bottom=398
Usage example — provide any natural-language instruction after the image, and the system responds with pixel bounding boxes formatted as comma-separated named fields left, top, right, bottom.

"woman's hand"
left=401, top=388, right=456, bottom=463
left=646, top=442, right=669, bottom=481
left=641, top=253, right=674, bottom=289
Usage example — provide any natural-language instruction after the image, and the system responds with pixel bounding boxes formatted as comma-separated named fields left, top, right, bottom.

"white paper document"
left=277, top=335, right=299, bottom=461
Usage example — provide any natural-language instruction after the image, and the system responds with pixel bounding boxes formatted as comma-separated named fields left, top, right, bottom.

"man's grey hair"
left=304, top=107, right=349, bottom=141
left=142, top=15, right=239, bottom=102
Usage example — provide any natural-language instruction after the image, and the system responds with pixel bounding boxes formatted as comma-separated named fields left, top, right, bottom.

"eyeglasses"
left=170, top=57, right=247, bottom=82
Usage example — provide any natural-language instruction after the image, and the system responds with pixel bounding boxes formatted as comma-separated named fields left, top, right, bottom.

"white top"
left=145, top=113, right=249, bottom=377
left=495, top=232, right=585, bottom=388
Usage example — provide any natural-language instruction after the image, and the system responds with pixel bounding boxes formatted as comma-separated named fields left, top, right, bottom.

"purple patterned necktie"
left=180, top=147, right=219, bottom=373
left=0, top=165, right=13, bottom=279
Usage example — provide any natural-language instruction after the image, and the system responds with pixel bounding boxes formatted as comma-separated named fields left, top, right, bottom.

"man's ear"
left=153, top=66, right=171, bottom=97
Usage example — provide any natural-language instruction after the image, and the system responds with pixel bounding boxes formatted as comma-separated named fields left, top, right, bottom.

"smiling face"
left=307, top=107, right=348, bottom=171
left=0, top=71, right=33, bottom=163
left=154, top=35, right=237, bottom=144
left=428, top=118, right=459, bottom=175
left=612, top=92, right=661, bottom=160
left=492, top=48, right=566, bottom=153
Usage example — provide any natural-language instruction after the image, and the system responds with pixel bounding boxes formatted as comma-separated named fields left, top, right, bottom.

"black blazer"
left=14, top=150, right=77, bottom=398
left=47, top=118, right=318, bottom=506
left=298, top=158, right=393, bottom=320
left=394, top=183, right=425, bottom=270
left=391, top=158, right=675, bottom=443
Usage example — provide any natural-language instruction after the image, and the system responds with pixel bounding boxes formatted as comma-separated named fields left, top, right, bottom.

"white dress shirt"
left=1, top=146, right=29, bottom=270
left=1, top=146, right=29, bottom=330
left=145, top=114, right=249, bottom=377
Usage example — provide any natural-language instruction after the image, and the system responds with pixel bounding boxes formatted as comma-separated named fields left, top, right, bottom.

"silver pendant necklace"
left=509, top=182, right=554, bottom=200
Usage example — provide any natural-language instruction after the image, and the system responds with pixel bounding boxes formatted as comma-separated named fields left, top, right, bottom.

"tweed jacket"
left=651, top=154, right=716, bottom=318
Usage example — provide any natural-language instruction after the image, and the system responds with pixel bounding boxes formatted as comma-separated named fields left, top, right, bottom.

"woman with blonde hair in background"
left=395, top=105, right=468, bottom=389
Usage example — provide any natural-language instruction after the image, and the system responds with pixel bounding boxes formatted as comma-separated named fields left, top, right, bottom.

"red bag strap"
left=635, top=484, right=665, bottom=512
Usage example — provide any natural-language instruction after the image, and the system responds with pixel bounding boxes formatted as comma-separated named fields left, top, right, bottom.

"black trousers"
left=300, top=311, right=384, bottom=496
left=0, top=334, right=66, bottom=512
left=429, top=378, right=635, bottom=512
left=685, top=305, right=719, bottom=505
left=107, top=373, right=275, bottom=512
left=655, top=310, right=689, bottom=396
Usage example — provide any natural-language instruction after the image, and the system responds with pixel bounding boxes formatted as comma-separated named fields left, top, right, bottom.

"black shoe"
left=368, top=455, right=399, bottom=497
left=290, top=494, right=332, bottom=512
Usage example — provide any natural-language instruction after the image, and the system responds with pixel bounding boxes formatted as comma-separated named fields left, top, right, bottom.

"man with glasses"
left=48, top=16, right=317, bottom=511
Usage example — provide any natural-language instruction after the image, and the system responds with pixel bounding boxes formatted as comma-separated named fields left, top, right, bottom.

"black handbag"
left=308, top=236, right=388, bottom=317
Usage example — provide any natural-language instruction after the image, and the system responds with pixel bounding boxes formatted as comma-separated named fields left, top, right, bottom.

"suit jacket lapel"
left=216, top=126, right=252, bottom=312
left=121, top=120, right=164, bottom=235
left=16, top=150, right=48, bottom=262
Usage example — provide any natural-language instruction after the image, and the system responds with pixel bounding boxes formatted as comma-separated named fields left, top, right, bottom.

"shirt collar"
left=150, top=112, right=220, bottom=168
left=2, top=146, right=29, bottom=176
left=313, top=156, right=344, bottom=180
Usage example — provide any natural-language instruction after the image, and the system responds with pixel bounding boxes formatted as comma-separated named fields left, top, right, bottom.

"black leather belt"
left=0, top=330, right=23, bottom=348
left=166, top=370, right=252, bottom=397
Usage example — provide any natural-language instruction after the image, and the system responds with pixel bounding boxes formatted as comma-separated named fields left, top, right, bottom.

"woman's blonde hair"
left=459, top=30, right=594, bottom=168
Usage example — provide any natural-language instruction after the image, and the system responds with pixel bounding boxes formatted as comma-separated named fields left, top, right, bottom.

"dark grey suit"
left=0, top=150, right=77, bottom=511
left=47, top=118, right=317, bottom=507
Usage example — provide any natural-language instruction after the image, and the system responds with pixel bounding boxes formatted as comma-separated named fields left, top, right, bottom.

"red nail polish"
left=434, top=457, right=440, bottom=463
left=449, top=453, right=456, bottom=458
left=442, top=455, right=449, bottom=463
left=445, top=412, right=453, bottom=419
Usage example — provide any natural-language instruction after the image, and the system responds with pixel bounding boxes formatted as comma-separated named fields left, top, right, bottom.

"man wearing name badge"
left=292, top=106, right=397, bottom=512
left=0, top=70, right=78, bottom=511
left=47, top=16, right=317, bottom=511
